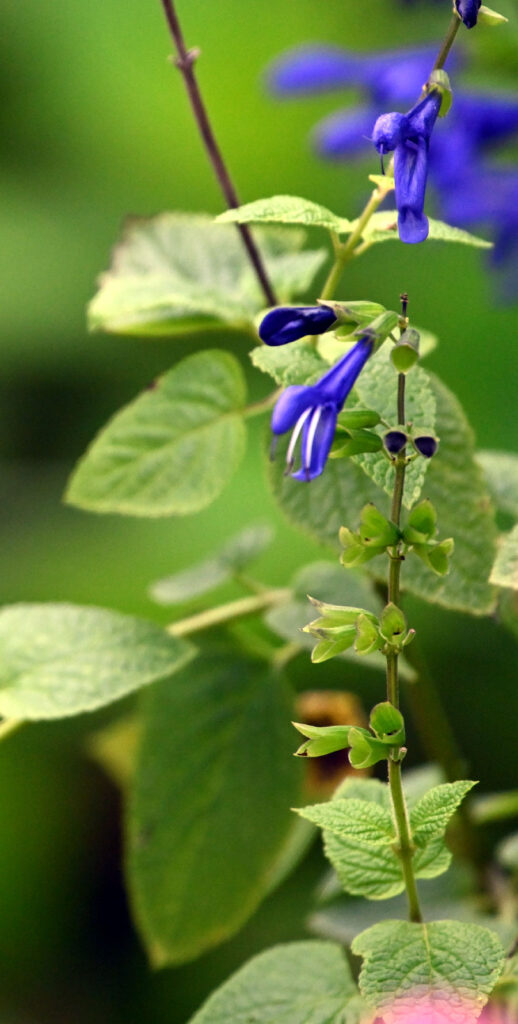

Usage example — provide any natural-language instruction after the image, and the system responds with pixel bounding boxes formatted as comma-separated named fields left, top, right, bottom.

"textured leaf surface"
left=352, top=211, right=492, bottom=249
left=0, top=604, right=194, bottom=720
left=268, top=372, right=496, bottom=614
left=296, top=798, right=395, bottom=846
left=352, top=919, right=504, bottom=1024
left=410, top=782, right=476, bottom=846
left=189, top=941, right=365, bottom=1024
left=217, top=194, right=351, bottom=234
left=477, top=450, right=518, bottom=520
left=66, top=350, right=247, bottom=517
left=490, top=525, right=518, bottom=590
left=251, top=339, right=328, bottom=386
left=149, top=523, right=273, bottom=604
left=127, top=651, right=301, bottom=965
left=353, top=346, right=436, bottom=508
left=399, top=374, right=498, bottom=614
left=321, top=777, right=451, bottom=901
left=88, top=214, right=326, bottom=335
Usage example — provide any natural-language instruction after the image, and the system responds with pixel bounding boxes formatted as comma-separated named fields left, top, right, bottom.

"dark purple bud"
left=414, top=435, right=438, bottom=458
left=259, top=305, right=337, bottom=347
left=455, top=0, right=481, bottom=27
left=383, top=430, right=408, bottom=455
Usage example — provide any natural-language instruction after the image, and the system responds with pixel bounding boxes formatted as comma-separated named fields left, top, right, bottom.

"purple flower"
left=456, top=0, right=481, bottom=27
left=372, top=89, right=442, bottom=243
left=259, top=305, right=337, bottom=346
left=313, top=105, right=381, bottom=159
left=268, top=45, right=440, bottom=105
left=271, top=335, right=374, bottom=481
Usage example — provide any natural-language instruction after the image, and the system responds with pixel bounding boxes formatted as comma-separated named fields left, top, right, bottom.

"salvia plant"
left=4, top=0, right=518, bottom=1022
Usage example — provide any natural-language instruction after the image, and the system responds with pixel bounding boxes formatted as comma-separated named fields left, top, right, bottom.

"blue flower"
left=372, top=89, right=442, bottom=243
left=455, top=0, right=481, bottom=27
left=267, top=45, right=439, bottom=105
left=259, top=305, right=337, bottom=346
left=271, top=335, right=374, bottom=481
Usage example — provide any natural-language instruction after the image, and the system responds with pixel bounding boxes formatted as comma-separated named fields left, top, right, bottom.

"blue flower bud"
left=271, top=336, right=374, bottom=480
left=414, top=435, right=438, bottom=458
left=259, top=305, right=337, bottom=346
left=456, top=0, right=481, bottom=27
left=383, top=430, right=408, bottom=455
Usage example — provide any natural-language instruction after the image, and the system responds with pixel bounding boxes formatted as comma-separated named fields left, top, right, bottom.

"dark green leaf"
left=127, top=650, right=301, bottom=965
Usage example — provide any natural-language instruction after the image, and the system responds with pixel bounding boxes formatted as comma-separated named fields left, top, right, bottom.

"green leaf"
left=88, top=213, right=327, bottom=335
left=410, top=781, right=477, bottom=847
left=490, top=525, right=518, bottom=589
left=0, top=604, right=194, bottom=720
left=188, top=940, right=366, bottom=1024
left=268, top=371, right=497, bottom=613
left=477, top=450, right=518, bottom=520
left=400, top=375, right=498, bottom=614
left=352, top=346, right=437, bottom=509
left=348, top=210, right=492, bottom=250
left=65, top=350, right=247, bottom=517
left=251, top=338, right=328, bottom=386
left=149, top=522, right=274, bottom=604
left=127, top=650, right=301, bottom=965
left=352, top=919, right=505, bottom=1023
left=217, top=194, right=351, bottom=234
left=321, top=777, right=452, bottom=900
left=296, top=798, right=395, bottom=846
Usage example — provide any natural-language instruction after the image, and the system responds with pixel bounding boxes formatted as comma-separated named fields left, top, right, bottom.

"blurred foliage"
left=1, top=0, right=517, bottom=1020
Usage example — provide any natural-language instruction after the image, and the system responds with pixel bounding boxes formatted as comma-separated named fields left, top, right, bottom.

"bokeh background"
left=1, top=0, right=517, bottom=1020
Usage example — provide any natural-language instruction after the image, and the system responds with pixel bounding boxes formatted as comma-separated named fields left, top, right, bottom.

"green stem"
left=432, top=13, right=461, bottom=72
left=320, top=184, right=392, bottom=301
left=389, top=758, right=423, bottom=922
left=385, top=368, right=423, bottom=923
left=168, top=588, right=291, bottom=637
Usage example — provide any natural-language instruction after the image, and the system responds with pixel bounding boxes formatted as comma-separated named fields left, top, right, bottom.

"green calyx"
left=369, top=702, right=406, bottom=746
left=390, top=328, right=420, bottom=373
left=330, top=428, right=383, bottom=460
left=428, top=71, right=453, bottom=117
left=402, top=500, right=454, bottom=576
left=292, top=722, right=353, bottom=757
left=320, top=299, right=386, bottom=329
left=340, top=504, right=401, bottom=569
left=292, top=704, right=407, bottom=767
left=303, top=597, right=378, bottom=663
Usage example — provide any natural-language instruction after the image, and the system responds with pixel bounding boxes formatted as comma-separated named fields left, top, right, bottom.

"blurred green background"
left=1, top=0, right=517, bottom=1020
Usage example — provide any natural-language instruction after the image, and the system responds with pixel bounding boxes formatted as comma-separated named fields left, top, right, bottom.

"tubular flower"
left=271, top=335, right=374, bottom=481
left=372, top=88, right=442, bottom=244
left=259, top=305, right=337, bottom=346
left=456, top=0, right=481, bottom=27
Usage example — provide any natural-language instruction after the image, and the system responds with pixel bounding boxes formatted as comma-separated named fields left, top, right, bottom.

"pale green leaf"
left=149, top=523, right=274, bottom=604
left=88, top=214, right=327, bottom=335
left=350, top=210, right=492, bottom=249
left=321, top=777, right=452, bottom=900
left=490, top=525, right=518, bottom=589
left=410, top=781, right=477, bottom=846
left=127, top=650, right=301, bottom=965
left=0, top=604, right=194, bottom=720
left=217, top=194, right=351, bottom=234
left=477, top=450, right=518, bottom=519
left=352, top=345, right=436, bottom=508
left=296, top=798, right=395, bottom=846
left=251, top=339, right=328, bottom=386
left=352, top=919, right=505, bottom=1023
left=65, top=350, right=247, bottom=517
left=188, top=940, right=366, bottom=1024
